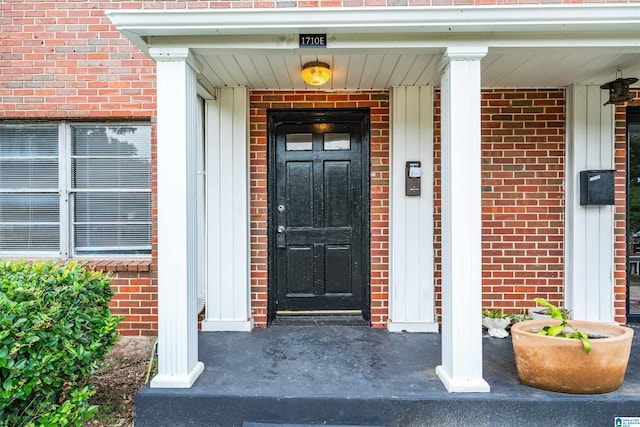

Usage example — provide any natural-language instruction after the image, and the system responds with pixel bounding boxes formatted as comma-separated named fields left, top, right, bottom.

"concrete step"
left=135, top=325, right=640, bottom=427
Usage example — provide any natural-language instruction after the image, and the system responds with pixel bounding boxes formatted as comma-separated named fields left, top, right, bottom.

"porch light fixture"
left=601, top=67, right=638, bottom=106
left=301, top=61, right=331, bottom=86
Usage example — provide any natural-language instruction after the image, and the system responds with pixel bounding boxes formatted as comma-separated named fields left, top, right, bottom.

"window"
left=323, top=132, right=351, bottom=150
left=286, top=133, right=313, bottom=151
left=0, top=126, right=60, bottom=252
left=0, top=123, right=152, bottom=257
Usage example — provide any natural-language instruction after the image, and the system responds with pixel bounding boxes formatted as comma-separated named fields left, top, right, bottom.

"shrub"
left=0, top=260, right=122, bottom=426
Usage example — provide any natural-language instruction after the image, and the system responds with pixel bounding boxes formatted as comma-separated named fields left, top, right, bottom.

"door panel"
left=287, top=246, right=314, bottom=294
left=324, top=162, right=351, bottom=227
left=286, top=162, right=313, bottom=227
left=324, top=245, right=352, bottom=294
left=269, top=109, right=369, bottom=314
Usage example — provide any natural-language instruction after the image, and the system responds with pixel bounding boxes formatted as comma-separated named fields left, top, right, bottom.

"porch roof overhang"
left=107, top=5, right=640, bottom=91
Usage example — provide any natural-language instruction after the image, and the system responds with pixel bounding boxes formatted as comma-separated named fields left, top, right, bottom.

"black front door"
left=268, top=109, right=369, bottom=317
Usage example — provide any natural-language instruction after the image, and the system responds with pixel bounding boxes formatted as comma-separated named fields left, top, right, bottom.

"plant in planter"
left=511, top=298, right=634, bottom=394
left=482, top=308, right=512, bottom=338
left=529, top=298, right=591, bottom=353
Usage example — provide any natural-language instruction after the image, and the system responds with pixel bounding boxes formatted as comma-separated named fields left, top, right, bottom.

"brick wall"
left=435, top=89, right=567, bottom=320
left=0, top=1, right=156, bottom=119
left=433, top=89, right=627, bottom=324
left=249, top=90, right=390, bottom=327
left=87, top=261, right=157, bottom=336
left=479, top=89, right=566, bottom=314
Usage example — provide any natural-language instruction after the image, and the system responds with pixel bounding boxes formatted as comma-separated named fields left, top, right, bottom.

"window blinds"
left=0, top=126, right=60, bottom=252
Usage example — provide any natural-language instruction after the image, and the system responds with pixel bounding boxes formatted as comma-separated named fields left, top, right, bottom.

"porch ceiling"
left=107, top=5, right=640, bottom=91
left=193, top=48, right=640, bottom=90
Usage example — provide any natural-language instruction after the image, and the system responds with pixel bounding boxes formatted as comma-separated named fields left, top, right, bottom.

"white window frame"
left=0, top=121, right=152, bottom=259
left=60, top=123, right=70, bottom=258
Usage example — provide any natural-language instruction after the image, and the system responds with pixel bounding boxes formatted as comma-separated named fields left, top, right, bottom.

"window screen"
left=71, top=125, right=151, bottom=255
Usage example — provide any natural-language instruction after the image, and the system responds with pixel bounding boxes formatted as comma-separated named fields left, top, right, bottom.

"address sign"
left=299, top=34, right=327, bottom=48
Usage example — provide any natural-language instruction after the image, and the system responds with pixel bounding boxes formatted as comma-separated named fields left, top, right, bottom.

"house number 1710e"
left=299, top=34, right=327, bottom=48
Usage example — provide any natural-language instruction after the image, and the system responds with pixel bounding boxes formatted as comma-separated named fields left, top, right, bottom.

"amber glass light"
left=301, top=61, right=331, bottom=86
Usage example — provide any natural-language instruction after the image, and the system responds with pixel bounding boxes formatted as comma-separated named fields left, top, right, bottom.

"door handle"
left=276, top=225, right=286, bottom=248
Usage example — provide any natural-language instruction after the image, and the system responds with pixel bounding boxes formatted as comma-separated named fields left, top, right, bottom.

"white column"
left=435, top=46, right=490, bottom=393
left=388, top=86, right=438, bottom=333
left=565, top=85, right=615, bottom=322
left=149, top=47, right=204, bottom=388
left=201, top=87, right=252, bottom=332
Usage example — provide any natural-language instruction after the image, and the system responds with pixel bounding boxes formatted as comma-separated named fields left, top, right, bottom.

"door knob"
left=276, top=225, right=286, bottom=248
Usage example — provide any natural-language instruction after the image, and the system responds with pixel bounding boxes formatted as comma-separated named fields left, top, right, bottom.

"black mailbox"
left=405, top=161, right=421, bottom=196
left=580, top=170, right=615, bottom=206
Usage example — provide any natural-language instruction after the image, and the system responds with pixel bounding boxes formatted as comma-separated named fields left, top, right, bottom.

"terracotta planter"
left=511, top=319, right=634, bottom=394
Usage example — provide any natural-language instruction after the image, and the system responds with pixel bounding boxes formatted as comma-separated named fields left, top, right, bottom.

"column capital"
left=149, top=47, right=203, bottom=73
left=436, top=46, right=488, bottom=73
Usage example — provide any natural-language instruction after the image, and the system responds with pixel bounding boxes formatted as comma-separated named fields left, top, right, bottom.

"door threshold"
left=272, top=310, right=368, bottom=326
left=277, top=310, right=361, bottom=316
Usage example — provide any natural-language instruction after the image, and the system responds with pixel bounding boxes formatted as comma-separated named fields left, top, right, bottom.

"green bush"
left=0, top=260, right=122, bottom=426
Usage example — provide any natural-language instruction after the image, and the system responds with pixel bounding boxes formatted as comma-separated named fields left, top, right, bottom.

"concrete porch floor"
left=135, top=323, right=640, bottom=427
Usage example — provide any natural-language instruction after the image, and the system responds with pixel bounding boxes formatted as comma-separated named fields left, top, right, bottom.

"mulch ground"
left=85, top=336, right=156, bottom=427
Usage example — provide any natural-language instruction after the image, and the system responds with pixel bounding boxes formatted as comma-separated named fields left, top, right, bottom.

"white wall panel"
left=565, top=85, right=615, bottom=322
left=202, top=87, right=252, bottom=332
left=388, top=86, right=437, bottom=333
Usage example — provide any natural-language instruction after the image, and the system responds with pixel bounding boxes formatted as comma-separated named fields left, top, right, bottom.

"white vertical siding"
left=388, top=86, right=437, bottom=332
left=196, top=97, right=206, bottom=312
left=565, top=85, right=615, bottom=322
left=202, top=87, right=253, bottom=332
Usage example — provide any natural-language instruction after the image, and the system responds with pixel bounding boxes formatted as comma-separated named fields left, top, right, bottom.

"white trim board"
left=107, top=5, right=640, bottom=54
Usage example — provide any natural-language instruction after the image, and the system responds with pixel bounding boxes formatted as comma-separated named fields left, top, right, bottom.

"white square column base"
left=151, top=362, right=205, bottom=389
left=436, top=365, right=490, bottom=393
